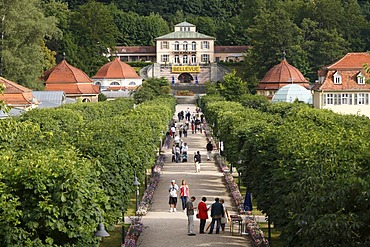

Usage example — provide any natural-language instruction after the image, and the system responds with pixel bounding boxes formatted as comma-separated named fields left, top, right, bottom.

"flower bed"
left=214, top=154, right=245, bottom=214
left=175, top=90, right=195, bottom=96
left=245, top=214, right=269, bottom=247
left=136, top=155, right=165, bottom=216
left=123, top=155, right=164, bottom=246
left=123, top=216, right=143, bottom=247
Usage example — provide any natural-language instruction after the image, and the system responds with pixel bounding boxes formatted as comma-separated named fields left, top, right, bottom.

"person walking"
left=194, top=151, right=201, bottom=173
left=186, top=196, right=197, bottom=236
left=206, top=140, right=213, bottom=161
left=219, top=199, right=230, bottom=233
left=208, top=197, right=224, bottom=234
left=170, top=125, right=176, bottom=138
left=181, top=142, right=188, bottom=162
left=175, top=144, right=181, bottom=163
left=180, top=180, right=190, bottom=211
left=198, top=197, right=209, bottom=234
left=168, top=180, right=179, bottom=212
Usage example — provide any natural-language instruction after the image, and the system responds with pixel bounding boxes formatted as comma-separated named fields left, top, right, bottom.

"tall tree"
left=114, top=11, right=169, bottom=46
left=0, top=0, right=58, bottom=89
left=65, top=1, right=119, bottom=76
left=243, top=7, right=306, bottom=86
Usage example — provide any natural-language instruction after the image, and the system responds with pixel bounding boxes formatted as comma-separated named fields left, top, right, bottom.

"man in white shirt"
left=169, top=180, right=179, bottom=212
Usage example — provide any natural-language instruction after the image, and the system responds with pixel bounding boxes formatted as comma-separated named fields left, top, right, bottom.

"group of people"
left=172, top=142, right=188, bottom=163
left=168, top=180, right=230, bottom=236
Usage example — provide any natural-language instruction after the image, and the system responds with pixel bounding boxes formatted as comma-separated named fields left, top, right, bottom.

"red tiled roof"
left=116, top=46, right=156, bottom=54
left=93, top=58, right=141, bottom=79
left=312, top=70, right=370, bottom=91
left=313, top=53, right=370, bottom=91
left=43, top=59, right=92, bottom=84
left=45, top=83, right=100, bottom=95
left=260, top=59, right=309, bottom=84
left=325, top=53, right=370, bottom=70
left=214, top=46, right=249, bottom=53
left=0, top=77, right=35, bottom=106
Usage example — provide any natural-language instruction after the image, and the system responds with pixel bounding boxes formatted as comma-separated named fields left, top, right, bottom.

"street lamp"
left=133, top=169, right=140, bottom=214
left=94, top=209, right=110, bottom=238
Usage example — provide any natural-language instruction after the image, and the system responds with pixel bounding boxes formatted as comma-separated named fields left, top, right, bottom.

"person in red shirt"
left=180, top=180, right=190, bottom=210
left=197, top=197, right=209, bottom=233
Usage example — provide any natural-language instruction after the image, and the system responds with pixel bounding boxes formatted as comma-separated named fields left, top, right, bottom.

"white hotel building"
left=115, top=22, right=248, bottom=85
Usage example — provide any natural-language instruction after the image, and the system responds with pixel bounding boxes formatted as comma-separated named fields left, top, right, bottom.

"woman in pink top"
left=180, top=180, right=190, bottom=210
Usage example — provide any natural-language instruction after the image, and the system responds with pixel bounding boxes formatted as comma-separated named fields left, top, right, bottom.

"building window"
left=183, top=41, right=188, bottom=51
left=161, top=41, right=169, bottom=49
left=192, top=41, right=196, bottom=51
left=129, top=81, right=136, bottom=85
left=201, top=54, right=210, bottom=63
left=357, top=72, right=365, bottom=84
left=333, top=71, right=342, bottom=84
left=355, top=93, right=368, bottom=105
left=201, top=41, right=209, bottom=49
left=174, top=55, right=180, bottom=64
left=161, top=54, right=169, bottom=62
left=334, top=94, right=344, bottom=105
left=110, top=81, right=120, bottom=86
left=183, top=55, right=188, bottom=64
left=341, top=93, right=352, bottom=105
left=174, top=41, right=179, bottom=51
left=191, top=54, right=196, bottom=64
left=324, top=93, right=334, bottom=105
left=95, top=81, right=101, bottom=86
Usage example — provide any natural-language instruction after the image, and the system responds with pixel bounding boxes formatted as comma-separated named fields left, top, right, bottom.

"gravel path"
left=137, top=104, right=252, bottom=247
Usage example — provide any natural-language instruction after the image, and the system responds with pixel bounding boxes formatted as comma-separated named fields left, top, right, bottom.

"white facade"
left=93, top=78, right=142, bottom=91
left=155, top=22, right=215, bottom=65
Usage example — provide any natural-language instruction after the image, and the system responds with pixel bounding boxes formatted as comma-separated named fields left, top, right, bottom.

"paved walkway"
left=138, top=104, right=252, bottom=247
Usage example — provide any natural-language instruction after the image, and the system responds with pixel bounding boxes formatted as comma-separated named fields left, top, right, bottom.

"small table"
left=230, top=215, right=243, bottom=235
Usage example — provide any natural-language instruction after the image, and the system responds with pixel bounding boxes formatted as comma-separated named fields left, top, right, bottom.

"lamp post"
left=133, top=169, right=140, bottom=214
left=94, top=208, right=110, bottom=238
left=121, top=211, right=125, bottom=246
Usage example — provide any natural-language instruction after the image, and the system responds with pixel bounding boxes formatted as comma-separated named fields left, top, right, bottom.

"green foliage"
left=64, top=1, right=119, bottom=76
left=0, top=97, right=176, bottom=245
left=0, top=0, right=59, bottom=89
left=0, top=148, right=106, bottom=246
left=114, top=11, right=170, bottom=46
left=240, top=94, right=271, bottom=110
left=242, top=0, right=366, bottom=86
left=203, top=97, right=370, bottom=246
left=208, top=70, right=249, bottom=101
left=126, top=61, right=154, bottom=67
left=98, top=93, right=107, bottom=101
left=133, top=77, right=171, bottom=104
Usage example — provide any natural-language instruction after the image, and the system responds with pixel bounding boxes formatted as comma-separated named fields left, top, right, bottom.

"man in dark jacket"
left=206, top=141, right=213, bottom=161
left=208, top=197, right=224, bottom=234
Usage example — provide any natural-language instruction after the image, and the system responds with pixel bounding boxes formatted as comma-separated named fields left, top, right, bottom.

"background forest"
left=1, top=0, right=370, bottom=90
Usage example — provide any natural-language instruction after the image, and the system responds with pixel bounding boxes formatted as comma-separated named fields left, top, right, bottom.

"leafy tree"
left=0, top=148, right=107, bottom=246
left=212, top=70, right=249, bottom=101
left=114, top=11, right=169, bottom=46
left=0, top=0, right=58, bottom=89
left=40, top=0, right=70, bottom=62
left=215, top=16, right=249, bottom=46
left=65, top=1, right=119, bottom=76
left=243, top=7, right=305, bottom=85
left=133, top=77, right=171, bottom=104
